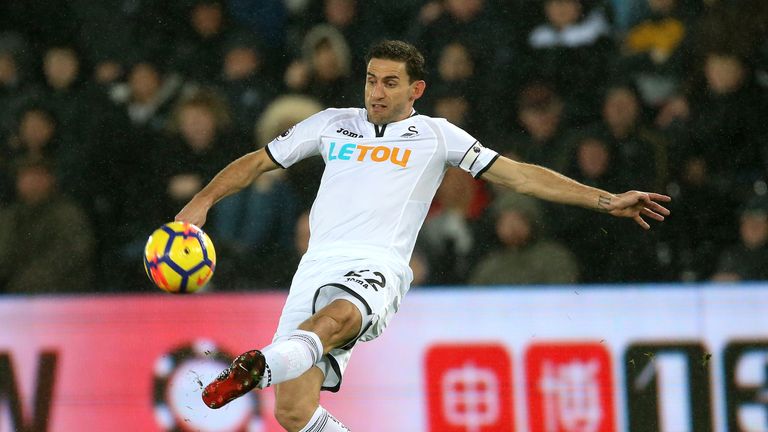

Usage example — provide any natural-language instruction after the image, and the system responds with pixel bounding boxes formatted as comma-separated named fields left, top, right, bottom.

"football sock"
left=257, top=330, right=323, bottom=388
left=299, top=406, right=352, bottom=432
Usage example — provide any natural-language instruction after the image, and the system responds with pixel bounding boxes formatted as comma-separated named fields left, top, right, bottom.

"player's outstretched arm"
left=480, top=156, right=671, bottom=229
left=175, top=149, right=279, bottom=227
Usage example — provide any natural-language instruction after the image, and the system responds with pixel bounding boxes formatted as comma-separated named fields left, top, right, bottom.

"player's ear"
left=410, top=80, right=426, bottom=101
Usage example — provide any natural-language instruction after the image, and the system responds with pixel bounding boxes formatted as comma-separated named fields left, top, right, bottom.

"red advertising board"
left=0, top=293, right=287, bottom=432
left=1, top=286, right=767, bottom=431
left=525, top=343, right=615, bottom=432
left=425, top=344, right=514, bottom=432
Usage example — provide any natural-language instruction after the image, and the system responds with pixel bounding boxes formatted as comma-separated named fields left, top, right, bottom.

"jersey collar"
left=369, top=109, right=419, bottom=138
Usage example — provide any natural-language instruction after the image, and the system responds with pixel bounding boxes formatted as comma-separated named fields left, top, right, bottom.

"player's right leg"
left=201, top=349, right=266, bottom=409
left=202, top=298, right=362, bottom=409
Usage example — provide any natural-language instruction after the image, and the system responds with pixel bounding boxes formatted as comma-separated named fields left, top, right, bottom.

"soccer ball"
left=144, top=221, right=216, bottom=293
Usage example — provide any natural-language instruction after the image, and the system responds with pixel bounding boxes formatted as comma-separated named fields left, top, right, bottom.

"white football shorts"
left=272, top=255, right=411, bottom=391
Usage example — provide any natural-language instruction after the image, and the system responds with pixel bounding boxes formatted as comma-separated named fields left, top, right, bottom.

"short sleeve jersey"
left=266, top=108, right=499, bottom=266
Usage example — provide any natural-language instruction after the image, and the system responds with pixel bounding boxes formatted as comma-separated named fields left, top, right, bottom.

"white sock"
left=258, top=330, right=323, bottom=388
left=299, top=406, right=351, bottom=432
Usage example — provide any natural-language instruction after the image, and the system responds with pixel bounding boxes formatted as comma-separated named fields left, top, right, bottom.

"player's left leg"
left=273, top=366, right=321, bottom=431
left=274, top=366, right=351, bottom=432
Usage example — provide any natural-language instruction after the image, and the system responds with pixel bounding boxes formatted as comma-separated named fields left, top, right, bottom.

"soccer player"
left=175, top=40, right=670, bottom=432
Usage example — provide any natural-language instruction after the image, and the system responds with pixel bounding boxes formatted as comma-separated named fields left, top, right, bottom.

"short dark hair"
left=365, top=40, right=426, bottom=82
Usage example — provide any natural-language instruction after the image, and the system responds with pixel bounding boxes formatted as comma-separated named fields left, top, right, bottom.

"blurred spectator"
left=408, top=0, right=500, bottom=73
left=409, top=247, right=431, bottom=287
left=284, top=25, right=360, bottom=108
left=214, top=206, right=309, bottom=290
left=592, top=82, right=669, bottom=190
left=4, top=105, right=60, bottom=160
left=217, top=0, right=287, bottom=51
left=250, top=94, right=324, bottom=210
left=664, top=157, right=738, bottom=281
left=737, top=1, right=768, bottom=91
left=468, top=192, right=579, bottom=285
left=659, top=50, right=768, bottom=201
left=288, top=0, right=416, bottom=71
left=171, top=0, right=250, bottom=85
left=561, top=134, right=625, bottom=197
left=35, top=44, right=138, bottom=277
left=436, top=41, right=476, bottom=84
left=691, top=0, right=766, bottom=74
left=614, top=0, right=702, bottom=34
left=34, top=43, right=123, bottom=210
left=1, top=0, right=767, bottom=290
left=553, top=134, right=661, bottom=282
left=0, top=33, right=34, bottom=141
left=208, top=95, right=309, bottom=290
left=2, top=106, right=67, bottom=208
left=0, top=147, right=11, bottom=204
left=210, top=167, right=301, bottom=289
left=0, top=172, right=11, bottom=207
left=525, top=0, right=616, bottom=122
left=420, top=168, right=493, bottom=285
left=712, top=194, right=768, bottom=282
left=69, top=0, right=180, bottom=88
left=288, top=210, right=312, bottom=285
left=430, top=83, right=479, bottom=132
left=611, top=0, right=645, bottom=33
left=38, top=44, right=90, bottom=146
left=217, top=32, right=277, bottom=141
left=0, top=158, right=95, bottom=294
left=505, top=82, right=573, bottom=172
left=294, top=210, right=311, bottom=257
left=3, top=103, right=133, bottom=272
left=617, top=0, right=694, bottom=110
left=424, top=41, right=487, bottom=131
left=101, top=89, right=237, bottom=292
left=0, top=0, right=78, bottom=52
left=320, top=0, right=371, bottom=74
left=100, top=57, right=185, bottom=291
left=160, top=89, right=240, bottom=220
left=110, top=58, right=184, bottom=133
left=286, top=0, right=416, bottom=52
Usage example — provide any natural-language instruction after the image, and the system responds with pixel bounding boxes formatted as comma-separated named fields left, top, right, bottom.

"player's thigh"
left=274, top=365, right=325, bottom=415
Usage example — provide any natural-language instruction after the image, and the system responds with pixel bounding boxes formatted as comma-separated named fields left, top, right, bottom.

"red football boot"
left=202, top=350, right=266, bottom=409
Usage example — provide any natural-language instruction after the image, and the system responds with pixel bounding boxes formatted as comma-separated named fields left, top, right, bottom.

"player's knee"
left=274, top=400, right=316, bottom=432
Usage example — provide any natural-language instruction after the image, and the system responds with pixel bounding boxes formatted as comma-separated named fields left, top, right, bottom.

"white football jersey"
left=266, top=108, right=499, bottom=268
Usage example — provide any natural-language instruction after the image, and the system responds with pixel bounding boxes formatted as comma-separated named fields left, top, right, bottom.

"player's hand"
left=606, top=191, right=671, bottom=229
left=175, top=196, right=211, bottom=228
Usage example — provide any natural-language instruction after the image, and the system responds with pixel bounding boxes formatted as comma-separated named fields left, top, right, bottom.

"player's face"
left=365, top=58, right=425, bottom=125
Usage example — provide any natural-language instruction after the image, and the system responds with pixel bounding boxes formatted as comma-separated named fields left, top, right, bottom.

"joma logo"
left=336, top=127, right=363, bottom=138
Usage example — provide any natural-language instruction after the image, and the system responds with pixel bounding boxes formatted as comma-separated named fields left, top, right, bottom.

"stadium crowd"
left=0, top=0, right=767, bottom=294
